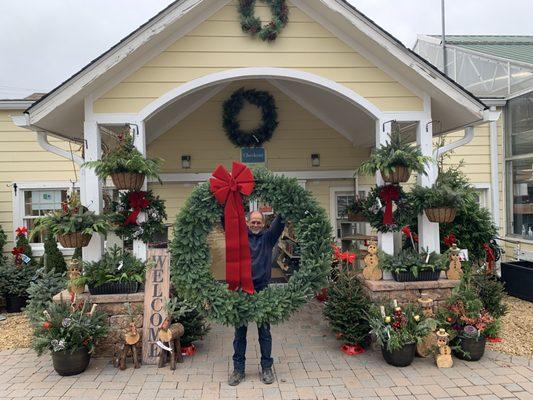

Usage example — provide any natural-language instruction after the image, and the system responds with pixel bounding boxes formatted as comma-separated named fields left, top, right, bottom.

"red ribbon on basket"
left=210, top=162, right=255, bottom=295
left=124, top=191, right=150, bottom=225
left=380, top=185, right=400, bottom=225
left=340, top=343, right=365, bottom=356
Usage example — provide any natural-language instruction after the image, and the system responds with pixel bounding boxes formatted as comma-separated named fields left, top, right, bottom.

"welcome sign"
left=142, top=248, right=170, bottom=364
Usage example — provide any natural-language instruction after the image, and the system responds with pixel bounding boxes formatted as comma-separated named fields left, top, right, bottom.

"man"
left=228, top=211, right=285, bottom=386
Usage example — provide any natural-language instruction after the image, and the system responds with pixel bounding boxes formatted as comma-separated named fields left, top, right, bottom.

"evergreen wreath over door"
left=238, top=0, right=289, bottom=42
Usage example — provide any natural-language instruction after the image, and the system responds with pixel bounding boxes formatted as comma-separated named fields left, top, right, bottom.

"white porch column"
left=376, top=120, right=394, bottom=255
left=82, top=121, right=104, bottom=262
left=132, top=121, right=148, bottom=262
left=417, top=120, right=440, bottom=253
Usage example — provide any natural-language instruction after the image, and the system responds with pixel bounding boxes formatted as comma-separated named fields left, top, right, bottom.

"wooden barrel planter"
left=425, top=207, right=457, bottom=223
left=381, top=166, right=411, bottom=184
left=111, top=172, right=145, bottom=191
left=58, top=232, right=92, bottom=248
left=347, top=212, right=367, bottom=222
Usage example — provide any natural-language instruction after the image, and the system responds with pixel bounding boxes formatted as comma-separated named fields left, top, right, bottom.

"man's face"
left=247, top=212, right=265, bottom=234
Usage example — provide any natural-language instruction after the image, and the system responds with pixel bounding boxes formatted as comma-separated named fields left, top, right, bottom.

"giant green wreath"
left=239, top=0, right=289, bottom=42
left=170, top=168, right=332, bottom=326
left=222, top=88, right=279, bottom=148
left=362, top=185, right=413, bottom=233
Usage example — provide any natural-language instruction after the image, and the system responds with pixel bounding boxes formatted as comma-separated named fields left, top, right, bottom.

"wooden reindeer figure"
left=435, top=329, right=453, bottom=368
left=117, top=322, right=141, bottom=370
left=416, top=294, right=435, bottom=358
left=446, top=244, right=463, bottom=280
left=157, top=317, right=185, bottom=370
left=363, top=240, right=382, bottom=281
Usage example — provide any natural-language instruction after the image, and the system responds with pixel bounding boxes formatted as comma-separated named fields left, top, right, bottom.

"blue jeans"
left=233, top=323, right=273, bottom=373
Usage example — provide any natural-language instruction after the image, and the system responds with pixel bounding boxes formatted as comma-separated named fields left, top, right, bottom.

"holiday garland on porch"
left=238, top=0, right=289, bottom=42
left=222, top=88, right=279, bottom=147
left=170, top=167, right=332, bottom=327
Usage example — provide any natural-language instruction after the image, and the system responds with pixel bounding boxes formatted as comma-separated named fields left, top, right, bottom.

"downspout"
left=489, top=106, right=501, bottom=228
left=36, top=131, right=84, bottom=165
left=433, top=126, right=475, bottom=180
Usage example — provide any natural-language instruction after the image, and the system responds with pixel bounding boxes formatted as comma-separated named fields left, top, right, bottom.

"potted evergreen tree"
left=83, top=133, right=163, bottom=191
left=0, top=260, right=37, bottom=313
left=357, top=126, right=432, bottom=184
left=32, top=298, right=108, bottom=375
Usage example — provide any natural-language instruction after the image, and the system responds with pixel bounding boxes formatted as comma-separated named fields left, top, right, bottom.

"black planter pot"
left=453, top=336, right=486, bottom=361
left=5, top=295, right=28, bottom=313
left=392, top=269, right=441, bottom=282
left=88, top=281, right=139, bottom=295
left=501, top=261, right=533, bottom=302
left=51, top=347, right=90, bottom=376
left=381, top=342, right=416, bottom=367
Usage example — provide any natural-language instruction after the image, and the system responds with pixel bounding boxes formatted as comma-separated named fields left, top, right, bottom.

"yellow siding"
left=94, top=1, right=422, bottom=113
left=0, top=110, right=79, bottom=253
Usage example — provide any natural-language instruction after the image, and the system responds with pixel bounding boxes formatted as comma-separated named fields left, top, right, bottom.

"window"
left=506, top=91, right=533, bottom=239
left=22, top=189, right=68, bottom=243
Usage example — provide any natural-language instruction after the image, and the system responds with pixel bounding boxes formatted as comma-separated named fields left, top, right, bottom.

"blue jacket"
left=248, top=215, right=285, bottom=292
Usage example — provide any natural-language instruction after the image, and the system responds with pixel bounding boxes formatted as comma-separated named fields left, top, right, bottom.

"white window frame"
left=329, top=183, right=372, bottom=242
left=472, top=183, right=491, bottom=210
left=12, top=181, right=80, bottom=256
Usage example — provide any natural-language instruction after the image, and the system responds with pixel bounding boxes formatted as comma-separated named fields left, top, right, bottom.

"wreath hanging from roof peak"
left=238, top=0, right=289, bottom=42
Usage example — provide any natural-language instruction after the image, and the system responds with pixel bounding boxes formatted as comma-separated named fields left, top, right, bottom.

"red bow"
left=11, top=247, right=24, bottom=256
left=443, top=233, right=457, bottom=248
left=210, top=162, right=255, bottom=294
left=380, top=185, right=400, bottom=225
left=15, top=226, right=28, bottom=236
left=125, top=191, right=150, bottom=226
left=341, top=252, right=357, bottom=264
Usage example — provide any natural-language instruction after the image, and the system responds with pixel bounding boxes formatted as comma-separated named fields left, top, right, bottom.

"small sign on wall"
left=142, top=248, right=170, bottom=364
left=241, top=147, right=266, bottom=167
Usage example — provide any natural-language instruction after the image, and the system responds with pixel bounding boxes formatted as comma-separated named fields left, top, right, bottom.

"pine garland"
left=222, top=88, right=279, bottom=147
left=238, top=0, right=289, bottom=42
left=170, top=167, right=332, bottom=327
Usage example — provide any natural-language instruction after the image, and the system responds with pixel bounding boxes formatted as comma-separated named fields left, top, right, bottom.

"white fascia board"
left=416, top=35, right=442, bottom=45
left=25, top=0, right=211, bottom=124
left=0, top=101, right=34, bottom=110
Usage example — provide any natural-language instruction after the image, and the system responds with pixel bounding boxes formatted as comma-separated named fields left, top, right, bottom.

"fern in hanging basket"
left=409, top=183, right=462, bottom=223
left=83, top=133, right=163, bottom=183
left=357, top=128, right=433, bottom=181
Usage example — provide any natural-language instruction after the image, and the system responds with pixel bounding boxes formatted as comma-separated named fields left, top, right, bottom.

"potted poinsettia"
left=410, top=183, right=462, bottom=223
left=32, top=296, right=108, bottom=376
left=31, top=192, right=109, bottom=248
left=83, top=132, right=163, bottom=191
left=357, top=127, right=432, bottom=184
left=368, top=301, right=436, bottom=367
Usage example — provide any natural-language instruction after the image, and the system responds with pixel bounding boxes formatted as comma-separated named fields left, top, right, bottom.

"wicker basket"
left=347, top=212, right=367, bottom=222
left=381, top=166, right=411, bottom=183
left=425, top=207, right=457, bottom=223
left=58, top=232, right=92, bottom=248
left=110, top=172, right=145, bottom=191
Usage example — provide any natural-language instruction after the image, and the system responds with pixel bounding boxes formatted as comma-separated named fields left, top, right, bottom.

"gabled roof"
left=429, top=35, right=533, bottom=66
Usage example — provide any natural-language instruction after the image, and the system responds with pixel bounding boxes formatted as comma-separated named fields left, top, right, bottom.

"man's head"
left=247, top=211, right=265, bottom=234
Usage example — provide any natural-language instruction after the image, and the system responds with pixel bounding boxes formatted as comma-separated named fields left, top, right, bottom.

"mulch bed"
left=0, top=313, right=32, bottom=351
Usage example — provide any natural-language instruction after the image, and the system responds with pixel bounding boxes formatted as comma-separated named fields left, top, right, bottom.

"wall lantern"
left=311, top=153, right=320, bottom=167
left=181, top=155, right=191, bottom=169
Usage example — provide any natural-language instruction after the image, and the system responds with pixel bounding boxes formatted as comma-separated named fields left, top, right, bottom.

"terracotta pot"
left=347, top=212, right=367, bottom=222
left=425, top=207, right=457, bottom=223
left=110, top=172, right=145, bottom=191
left=381, top=166, right=411, bottom=183
left=58, top=232, right=92, bottom=248
left=52, top=348, right=90, bottom=376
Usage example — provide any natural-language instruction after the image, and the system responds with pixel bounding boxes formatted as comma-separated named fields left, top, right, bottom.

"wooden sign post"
left=142, top=248, right=170, bottom=364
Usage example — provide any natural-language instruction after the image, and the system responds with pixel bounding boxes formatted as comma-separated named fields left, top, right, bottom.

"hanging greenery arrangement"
left=110, top=190, right=167, bottom=243
left=238, top=0, right=289, bottom=42
left=170, top=167, right=332, bottom=327
left=222, top=88, right=279, bottom=147
left=362, top=185, right=413, bottom=233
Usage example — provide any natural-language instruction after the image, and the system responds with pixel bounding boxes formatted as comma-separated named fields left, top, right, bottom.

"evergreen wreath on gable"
left=238, top=0, right=289, bottom=42
left=222, top=87, right=279, bottom=147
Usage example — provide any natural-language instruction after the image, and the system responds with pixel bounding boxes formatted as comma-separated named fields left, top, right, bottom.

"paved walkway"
left=0, top=302, right=532, bottom=400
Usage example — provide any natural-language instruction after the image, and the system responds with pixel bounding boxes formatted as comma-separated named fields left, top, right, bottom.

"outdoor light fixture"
left=311, top=153, right=320, bottom=167
left=181, top=155, right=191, bottom=169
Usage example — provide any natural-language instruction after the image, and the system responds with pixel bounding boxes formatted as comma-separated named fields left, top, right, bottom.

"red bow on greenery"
left=15, top=226, right=28, bottom=236
left=379, top=185, right=400, bottom=225
left=341, top=252, right=357, bottom=264
left=11, top=247, right=24, bottom=256
left=443, top=233, right=457, bottom=248
left=125, top=191, right=150, bottom=226
left=210, top=162, right=255, bottom=294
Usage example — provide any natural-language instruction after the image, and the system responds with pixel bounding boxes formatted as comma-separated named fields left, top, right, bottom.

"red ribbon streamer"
left=125, top=191, right=150, bottom=226
left=210, top=162, right=255, bottom=295
left=380, top=185, right=400, bottom=225
left=340, top=344, right=365, bottom=356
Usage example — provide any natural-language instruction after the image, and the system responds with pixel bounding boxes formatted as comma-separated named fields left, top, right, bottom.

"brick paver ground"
left=0, top=301, right=532, bottom=400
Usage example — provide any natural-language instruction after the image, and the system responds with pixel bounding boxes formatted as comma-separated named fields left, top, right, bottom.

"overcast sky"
left=1, top=0, right=531, bottom=99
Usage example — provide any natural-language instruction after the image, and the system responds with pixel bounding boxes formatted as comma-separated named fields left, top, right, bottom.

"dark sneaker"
left=261, top=368, right=275, bottom=384
left=228, top=370, right=245, bottom=386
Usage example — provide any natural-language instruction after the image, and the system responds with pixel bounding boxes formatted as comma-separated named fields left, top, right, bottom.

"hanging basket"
left=425, top=207, right=457, bottom=223
left=110, top=172, right=145, bottom=191
left=58, top=232, right=92, bottom=248
left=381, top=166, right=411, bottom=184
left=347, top=212, right=367, bottom=222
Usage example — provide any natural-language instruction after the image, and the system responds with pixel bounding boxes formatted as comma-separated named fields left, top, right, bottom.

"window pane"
left=507, top=158, right=533, bottom=237
left=508, top=92, right=533, bottom=157
left=24, top=219, right=44, bottom=244
left=336, top=194, right=354, bottom=219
